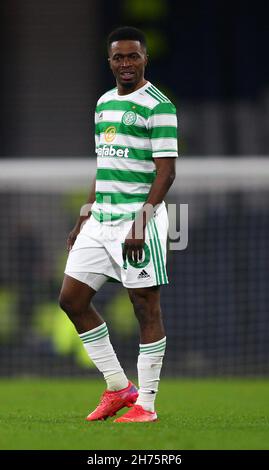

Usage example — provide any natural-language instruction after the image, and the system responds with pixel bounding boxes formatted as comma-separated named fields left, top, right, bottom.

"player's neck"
left=117, top=78, right=148, bottom=96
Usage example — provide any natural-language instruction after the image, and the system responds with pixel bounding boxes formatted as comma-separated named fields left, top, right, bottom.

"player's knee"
left=129, top=290, right=146, bottom=312
left=58, top=292, right=71, bottom=313
left=129, top=291, right=160, bottom=325
left=58, top=292, right=80, bottom=318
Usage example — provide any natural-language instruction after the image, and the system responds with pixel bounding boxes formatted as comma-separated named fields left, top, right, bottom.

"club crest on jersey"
left=122, top=110, right=137, bottom=126
left=104, top=126, right=116, bottom=143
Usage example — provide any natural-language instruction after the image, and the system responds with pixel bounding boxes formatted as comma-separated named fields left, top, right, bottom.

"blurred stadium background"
left=1, top=0, right=269, bottom=379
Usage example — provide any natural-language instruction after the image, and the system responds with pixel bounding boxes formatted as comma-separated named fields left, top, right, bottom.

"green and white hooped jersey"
left=91, top=81, right=178, bottom=223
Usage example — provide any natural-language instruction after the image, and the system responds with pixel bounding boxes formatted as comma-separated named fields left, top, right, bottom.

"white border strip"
left=0, top=157, right=269, bottom=191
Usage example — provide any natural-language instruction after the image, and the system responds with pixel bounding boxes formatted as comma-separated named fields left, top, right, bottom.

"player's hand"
left=122, top=221, right=145, bottom=264
left=66, top=216, right=89, bottom=251
left=66, top=226, right=80, bottom=252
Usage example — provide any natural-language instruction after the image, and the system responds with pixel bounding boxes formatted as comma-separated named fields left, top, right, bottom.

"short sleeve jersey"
left=91, top=81, right=178, bottom=222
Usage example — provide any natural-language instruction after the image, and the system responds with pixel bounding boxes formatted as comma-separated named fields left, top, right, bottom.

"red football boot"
left=114, top=404, right=158, bottom=422
left=86, top=381, right=138, bottom=421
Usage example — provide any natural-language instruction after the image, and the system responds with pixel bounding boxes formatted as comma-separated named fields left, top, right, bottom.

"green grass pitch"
left=0, top=378, right=268, bottom=450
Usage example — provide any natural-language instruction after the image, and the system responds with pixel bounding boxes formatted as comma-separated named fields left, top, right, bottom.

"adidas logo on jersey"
left=97, top=145, right=129, bottom=158
left=137, top=270, right=150, bottom=279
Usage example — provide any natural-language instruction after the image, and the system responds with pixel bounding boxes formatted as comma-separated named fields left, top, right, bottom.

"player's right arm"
left=67, top=104, right=100, bottom=251
left=66, top=177, right=96, bottom=251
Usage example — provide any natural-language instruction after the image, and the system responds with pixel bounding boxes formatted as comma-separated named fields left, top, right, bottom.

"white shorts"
left=65, top=202, right=169, bottom=290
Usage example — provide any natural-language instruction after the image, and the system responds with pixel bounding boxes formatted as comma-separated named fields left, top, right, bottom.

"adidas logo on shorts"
left=137, top=270, right=150, bottom=279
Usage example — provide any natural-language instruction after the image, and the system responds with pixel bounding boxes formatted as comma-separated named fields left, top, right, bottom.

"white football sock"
left=135, top=337, right=166, bottom=412
left=79, top=323, right=128, bottom=391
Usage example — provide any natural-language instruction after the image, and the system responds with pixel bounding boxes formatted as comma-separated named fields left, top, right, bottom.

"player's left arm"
left=123, top=100, right=178, bottom=263
left=144, top=156, right=176, bottom=206
left=123, top=158, right=176, bottom=263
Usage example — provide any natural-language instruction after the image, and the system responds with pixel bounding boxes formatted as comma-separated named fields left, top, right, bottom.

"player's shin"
left=79, top=322, right=128, bottom=391
left=136, top=337, right=166, bottom=412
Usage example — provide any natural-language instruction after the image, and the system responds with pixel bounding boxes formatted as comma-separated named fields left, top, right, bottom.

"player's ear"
left=108, top=57, right=112, bottom=69
left=144, top=54, right=149, bottom=67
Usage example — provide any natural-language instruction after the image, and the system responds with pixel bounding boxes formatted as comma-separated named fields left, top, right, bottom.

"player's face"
left=108, top=40, right=148, bottom=94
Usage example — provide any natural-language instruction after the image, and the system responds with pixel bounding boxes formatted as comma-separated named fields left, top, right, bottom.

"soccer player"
left=59, top=26, right=178, bottom=422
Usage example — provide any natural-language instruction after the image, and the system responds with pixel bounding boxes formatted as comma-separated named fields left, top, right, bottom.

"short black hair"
left=107, top=26, right=147, bottom=51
